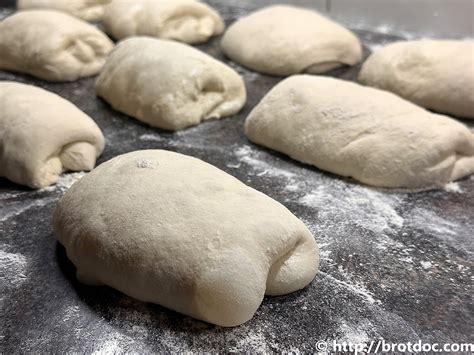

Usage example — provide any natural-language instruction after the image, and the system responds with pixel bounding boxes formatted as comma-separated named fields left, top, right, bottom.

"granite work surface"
left=1, top=2, right=473, bottom=353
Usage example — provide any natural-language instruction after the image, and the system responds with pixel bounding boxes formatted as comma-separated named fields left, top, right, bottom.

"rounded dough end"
left=195, top=252, right=266, bottom=327
left=33, top=157, right=63, bottom=189
left=266, top=230, right=319, bottom=296
left=60, top=141, right=99, bottom=172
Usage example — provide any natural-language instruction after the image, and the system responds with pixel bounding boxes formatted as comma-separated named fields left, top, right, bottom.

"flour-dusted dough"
left=96, top=37, right=246, bottom=131
left=0, top=82, right=105, bottom=188
left=102, top=0, right=224, bottom=43
left=359, top=40, right=474, bottom=119
left=53, top=150, right=319, bottom=327
left=17, top=0, right=111, bottom=21
left=0, top=10, right=114, bottom=81
left=221, top=5, right=362, bottom=76
left=245, top=75, right=474, bottom=189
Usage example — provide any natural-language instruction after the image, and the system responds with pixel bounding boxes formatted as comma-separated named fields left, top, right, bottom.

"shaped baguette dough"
left=220, top=5, right=362, bottom=76
left=0, top=81, right=105, bottom=188
left=53, top=149, right=319, bottom=327
left=96, top=37, right=246, bottom=131
left=102, top=0, right=224, bottom=43
left=245, top=75, right=474, bottom=189
left=17, top=0, right=111, bottom=21
left=0, top=10, right=114, bottom=81
left=359, top=40, right=474, bottom=119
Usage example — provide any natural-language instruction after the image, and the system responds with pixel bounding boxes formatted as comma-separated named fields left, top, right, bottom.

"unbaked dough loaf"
left=53, top=149, right=319, bottom=327
left=102, top=0, right=224, bottom=43
left=359, top=40, right=474, bottom=119
left=0, top=81, right=105, bottom=188
left=96, top=37, right=246, bottom=131
left=0, top=10, right=114, bottom=81
left=17, top=0, right=111, bottom=21
left=221, top=5, right=362, bottom=76
left=245, top=75, right=474, bottom=189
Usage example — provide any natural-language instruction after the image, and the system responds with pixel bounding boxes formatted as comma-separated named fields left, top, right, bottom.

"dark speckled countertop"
left=1, top=1, right=473, bottom=352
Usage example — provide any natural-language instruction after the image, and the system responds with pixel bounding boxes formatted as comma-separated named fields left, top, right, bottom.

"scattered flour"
left=91, top=332, right=136, bottom=354
left=63, top=305, right=81, bottom=322
left=226, top=326, right=271, bottom=353
left=319, top=271, right=378, bottom=305
left=299, top=184, right=404, bottom=235
left=41, top=172, right=87, bottom=192
left=0, top=197, right=55, bottom=222
left=335, top=321, right=370, bottom=344
left=0, top=8, right=13, bottom=21
left=233, top=145, right=297, bottom=180
left=136, top=158, right=154, bottom=169
left=420, top=261, right=433, bottom=270
left=0, top=250, right=27, bottom=293
left=140, top=133, right=164, bottom=142
left=408, top=208, right=459, bottom=237
left=227, top=61, right=261, bottom=82
left=443, top=182, right=463, bottom=193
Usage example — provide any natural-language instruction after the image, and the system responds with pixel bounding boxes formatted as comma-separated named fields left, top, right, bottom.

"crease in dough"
left=102, top=0, right=224, bottom=43
left=96, top=37, right=246, bottom=131
left=0, top=81, right=105, bottom=188
left=0, top=10, right=114, bottom=81
left=244, top=75, right=474, bottom=189
left=53, top=149, right=319, bottom=327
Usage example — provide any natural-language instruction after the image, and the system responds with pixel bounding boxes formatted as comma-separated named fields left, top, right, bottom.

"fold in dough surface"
left=96, top=37, right=246, bottom=131
left=17, top=0, right=111, bottom=21
left=0, top=10, right=114, bottom=81
left=359, top=40, right=474, bottom=119
left=102, top=0, right=224, bottom=43
left=53, top=150, right=319, bottom=327
left=221, top=5, right=362, bottom=76
left=0, top=81, right=105, bottom=188
left=245, top=75, right=474, bottom=189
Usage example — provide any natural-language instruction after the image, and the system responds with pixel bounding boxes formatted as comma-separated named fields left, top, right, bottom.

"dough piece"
left=102, top=0, right=224, bottom=43
left=359, top=40, right=474, bottom=119
left=221, top=5, right=362, bottom=76
left=0, top=10, right=114, bottom=81
left=245, top=75, right=474, bottom=189
left=0, top=81, right=105, bottom=188
left=53, top=150, right=319, bottom=327
left=96, top=37, right=246, bottom=131
left=17, top=0, right=111, bottom=21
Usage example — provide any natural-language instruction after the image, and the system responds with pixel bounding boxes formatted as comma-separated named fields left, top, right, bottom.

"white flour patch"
left=91, top=332, right=135, bottom=354
left=0, top=250, right=27, bottom=292
left=317, top=242, right=333, bottom=262
left=227, top=61, right=261, bottom=82
left=407, top=208, right=459, bottom=237
left=320, top=271, right=379, bottom=305
left=420, top=261, right=433, bottom=270
left=349, top=21, right=418, bottom=39
left=0, top=197, right=54, bottom=221
left=227, top=325, right=274, bottom=353
left=234, top=145, right=297, bottom=180
left=299, top=184, right=403, bottom=234
left=444, top=182, right=463, bottom=193
left=366, top=42, right=384, bottom=51
left=41, top=172, right=87, bottom=193
left=0, top=190, right=29, bottom=201
left=136, top=158, right=154, bottom=169
left=335, top=321, right=370, bottom=344
left=139, top=133, right=164, bottom=142
left=63, top=305, right=81, bottom=322
left=0, top=8, right=13, bottom=21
